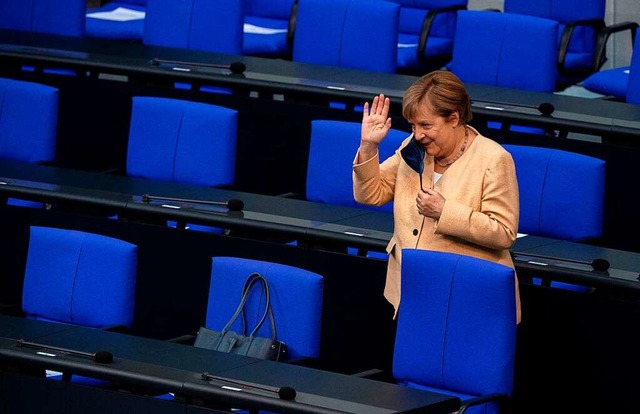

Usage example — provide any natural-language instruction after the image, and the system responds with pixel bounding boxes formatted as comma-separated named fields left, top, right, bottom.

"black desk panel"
left=4, top=163, right=640, bottom=412
left=4, top=28, right=640, bottom=255
left=3, top=160, right=640, bottom=295
left=513, top=235, right=640, bottom=294
left=1, top=28, right=640, bottom=144
left=0, top=316, right=460, bottom=414
left=0, top=161, right=391, bottom=252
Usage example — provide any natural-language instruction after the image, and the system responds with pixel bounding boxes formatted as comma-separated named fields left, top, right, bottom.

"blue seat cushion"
left=244, top=16, right=290, bottom=56
left=86, top=2, right=146, bottom=41
left=582, top=66, right=630, bottom=99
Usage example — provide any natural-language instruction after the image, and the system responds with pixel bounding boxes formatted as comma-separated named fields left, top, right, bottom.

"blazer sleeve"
left=353, top=148, right=399, bottom=207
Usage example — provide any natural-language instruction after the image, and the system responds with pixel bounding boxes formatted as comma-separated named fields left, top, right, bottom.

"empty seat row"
left=1, top=0, right=636, bottom=93
left=0, top=76, right=606, bottom=248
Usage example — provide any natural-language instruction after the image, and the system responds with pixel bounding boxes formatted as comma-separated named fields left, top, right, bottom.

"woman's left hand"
left=416, top=188, right=445, bottom=219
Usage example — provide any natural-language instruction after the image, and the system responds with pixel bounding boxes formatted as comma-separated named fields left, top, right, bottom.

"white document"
left=243, top=23, right=287, bottom=35
left=87, top=7, right=146, bottom=22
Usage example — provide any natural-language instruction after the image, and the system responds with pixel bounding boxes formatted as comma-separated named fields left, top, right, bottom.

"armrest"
left=458, top=392, right=509, bottom=414
left=286, top=0, right=299, bottom=54
left=165, top=334, right=197, bottom=345
left=557, top=18, right=607, bottom=76
left=276, top=192, right=304, bottom=199
left=417, top=4, right=468, bottom=65
left=593, top=21, right=639, bottom=73
left=350, top=368, right=396, bottom=383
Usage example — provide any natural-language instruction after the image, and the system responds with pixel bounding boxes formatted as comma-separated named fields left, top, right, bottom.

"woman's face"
left=408, top=103, right=458, bottom=158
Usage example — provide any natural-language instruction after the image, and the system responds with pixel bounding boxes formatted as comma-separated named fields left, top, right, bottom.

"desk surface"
left=1, top=29, right=640, bottom=143
left=0, top=315, right=460, bottom=414
left=2, top=160, right=640, bottom=294
left=0, top=160, right=393, bottom=251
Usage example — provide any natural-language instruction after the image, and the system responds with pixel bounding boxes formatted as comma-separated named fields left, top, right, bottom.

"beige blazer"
left=353, top=128, right=521, bottom=322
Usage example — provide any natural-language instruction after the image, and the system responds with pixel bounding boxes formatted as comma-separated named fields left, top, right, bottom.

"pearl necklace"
left=434, top=126, right=469, bottom=168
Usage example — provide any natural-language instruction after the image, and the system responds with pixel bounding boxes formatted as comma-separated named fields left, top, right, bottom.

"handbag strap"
left=242, top=273, right=277, bottom=340
left=219, top=272, right=277, bottom=341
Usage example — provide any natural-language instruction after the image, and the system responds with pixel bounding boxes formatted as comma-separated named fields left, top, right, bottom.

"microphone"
left=473, top=100, right=555, bottom=116
left=16, top=339, right=114, bottom=364
left=201, top=372, right=297, bottom=401
left=141, top=194, right=244, bottom=212
left=513, top=252, right=610, bottom=272
left=150, top=58, right=246, bottom=74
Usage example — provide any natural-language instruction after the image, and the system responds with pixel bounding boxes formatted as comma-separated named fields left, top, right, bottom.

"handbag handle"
left=241, top=273, right=277, bottom=341
left=218, top=273, right=277, bottom=342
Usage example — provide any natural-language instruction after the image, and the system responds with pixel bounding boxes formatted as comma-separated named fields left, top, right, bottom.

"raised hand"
left=361, top=93, right=392, bottom=145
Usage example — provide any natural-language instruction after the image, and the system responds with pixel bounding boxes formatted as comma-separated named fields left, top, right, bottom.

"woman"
left=353, top=70, right=520, bottom=322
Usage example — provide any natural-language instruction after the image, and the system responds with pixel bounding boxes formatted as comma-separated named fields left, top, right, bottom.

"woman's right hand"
left=361, top=93, right=392, bottom=145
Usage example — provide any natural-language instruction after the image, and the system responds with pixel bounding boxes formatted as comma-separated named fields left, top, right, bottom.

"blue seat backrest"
left=143, top=0, right=243, bottom=55
left=0, top=0, right=86, bottom=36
left=627, top=35, right=640, bottom=105
left=449, top=10, right=559, bottom=93
left=126, top=97, right=238, bottom=187
left=504, top=0, right=604, bottom=58
left=86, top=0, right=147, bottom=41
left=22, top=226, right=138, bottom=329
left=503, top=144, right=605, bottom=241
left=246, top=0, right=295, bottom=20
left=392, top=0, right=465, bottom=37
left=0, top=78, right=58, bottom=164
left=396, top=249, right=516, bottom=398
left=206, top=257, right=323, bottom=361
left=306, top=120, right=408, bottom=213
left=293, top=0, right=399, bottom=73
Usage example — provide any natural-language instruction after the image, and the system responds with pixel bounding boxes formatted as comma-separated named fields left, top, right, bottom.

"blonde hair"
left=402, top=70, right=472, bottom=125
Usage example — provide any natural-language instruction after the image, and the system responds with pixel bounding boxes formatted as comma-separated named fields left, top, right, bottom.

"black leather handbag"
left=194, top=272, right=288, bottom=362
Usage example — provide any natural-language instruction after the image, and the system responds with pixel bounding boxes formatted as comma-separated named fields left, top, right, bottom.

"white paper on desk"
left=517, top=233, right=528, bottom=238
left=243, top=23, right=287, bottom=35
left=87, top=7, right=145, bottom=22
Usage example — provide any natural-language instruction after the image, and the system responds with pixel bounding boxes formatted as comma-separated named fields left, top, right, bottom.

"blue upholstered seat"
left=23, top=226, right=138, bottom=329
left=583, top=32, right=640, bottom=103
left=449, top=10, right=558, bottom=134
left=0, top=78, right=58, bottom=165
left=126, top=97, right=237, bottom=187
left=307, top=120, right=406, bottom=213
left=292, top=0, right=399, bottom=73
left=582, top=66, right=631, bottom=100
left=504, top=145, right=605, bottom=242
left=395, top=249, right=517, bottom=414
left=0, top=78, right=59, bottom=208
left=143, top=0, right=244, bottom=93
left=143, top=0, right=243, bottom=55
left=0, top=0, right=85, bottom=36
left=503, top=0, right=637, bottom=91
left=23, top=226, right=137, bottom=386
left=450, top=10, right=558, bottom=93
left=504, top=144, right=606, bottom=291
left=204, top=257, right=323, bottom=362
left=243, top=0, right=296, bottom=58
left=86, top=0, right=146, bottom=41
left=0, top=0, right=85, bottom=75
left=125, top=96, right=238, bottom=233
left=391, top=0, right=467, bottom=75
left=299, top=119, right=407, bottom=257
